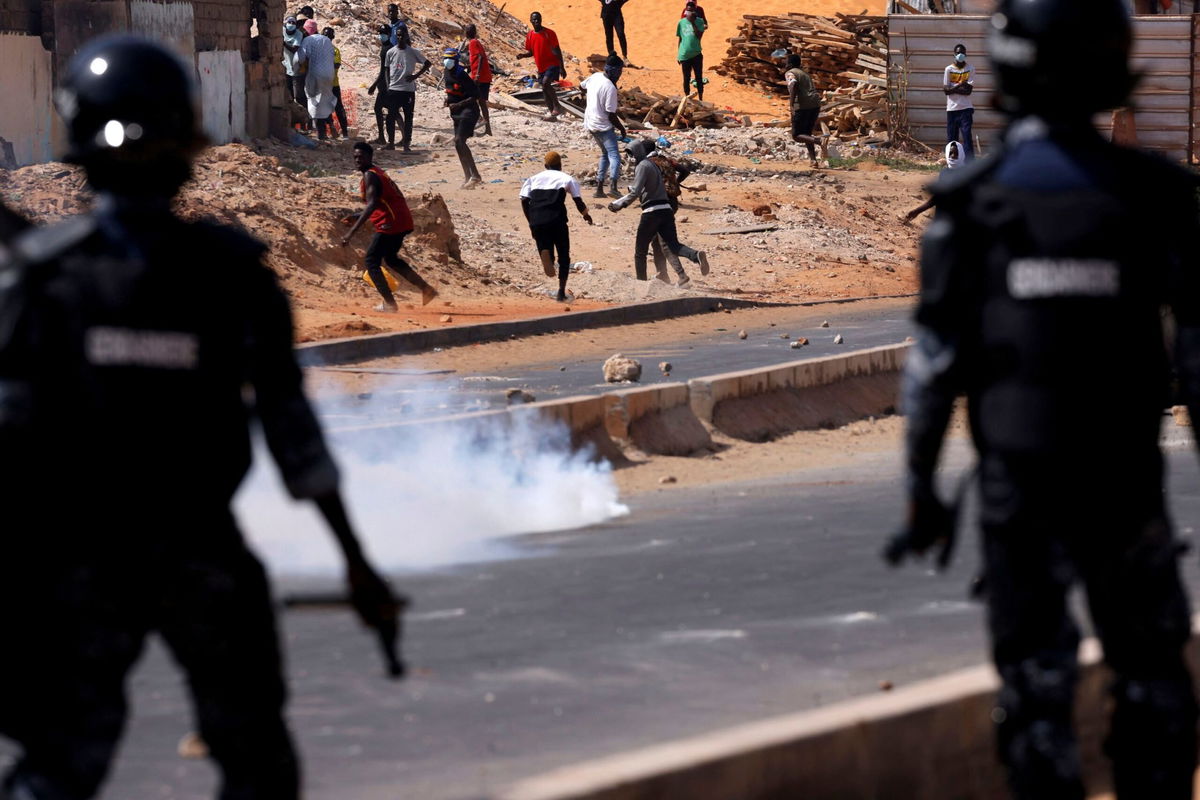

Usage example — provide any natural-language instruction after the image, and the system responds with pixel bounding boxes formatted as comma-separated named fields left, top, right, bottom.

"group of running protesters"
left=296, top=3, right=718, bottom=309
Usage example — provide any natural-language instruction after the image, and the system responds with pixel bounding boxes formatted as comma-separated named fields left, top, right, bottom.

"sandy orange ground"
left=500, top=0, right=888, bottom=118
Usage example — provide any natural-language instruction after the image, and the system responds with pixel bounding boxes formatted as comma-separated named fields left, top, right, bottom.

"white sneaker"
left=373, top=302, right=398, bottom=313
left=677, top=276, right=692, bottom=289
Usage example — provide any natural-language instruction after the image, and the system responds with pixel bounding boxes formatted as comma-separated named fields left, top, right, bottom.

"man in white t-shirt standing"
left=944, top=43, right=976, bottom=160
left=383, top=27, right=431, bottom=152
left=581, top=54, right=628, bottom=198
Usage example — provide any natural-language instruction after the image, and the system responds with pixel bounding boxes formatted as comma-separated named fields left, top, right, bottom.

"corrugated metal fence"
left=888, top=14, right=1197, bottom=162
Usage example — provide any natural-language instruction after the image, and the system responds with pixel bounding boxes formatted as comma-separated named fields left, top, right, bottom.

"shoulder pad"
left=8, top=216, right=98, bottom=266
left=184, top=220, right=268, bottom=262
left=927, top=154, right=1002, bottom=200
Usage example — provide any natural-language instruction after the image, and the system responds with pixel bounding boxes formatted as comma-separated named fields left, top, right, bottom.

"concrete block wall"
left=192, top=0, right=251, bottom=58
left=0, top=0, right=39, bottom=33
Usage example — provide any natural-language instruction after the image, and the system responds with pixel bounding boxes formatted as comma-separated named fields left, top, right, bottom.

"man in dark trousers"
left=0, top=36, right=404, bottom=799
left=342, top=141, right=437, bottom=310
left=784, top=51, right=822, bottom=166
left=382, top=26, right=431, bottom=152
left=442, top=48, right=484, bottom=188
left=516, top=12, right=566, bottom=120
left=520, top=151, right=593, bottom=301
left=463, top=24, right=494, bottom=136
left=367, top=23, right=394, bottom=144
left=608, top=138, right=709, bottom=281
left=598, top=0, right=629, bottom=63
left=885, top=1, right=1200, bottom=798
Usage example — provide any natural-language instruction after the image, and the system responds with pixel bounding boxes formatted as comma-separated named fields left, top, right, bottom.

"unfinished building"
left=0, top=0, right=289, bottom=167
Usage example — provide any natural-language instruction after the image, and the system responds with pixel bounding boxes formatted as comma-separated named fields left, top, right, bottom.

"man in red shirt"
left=464, top=24, right=493, bottom=136
left=516, top=12, right=565, bottom=120
left=341, top=142, right=438, bottom=311
left=680, top=0, right=706, bottom=21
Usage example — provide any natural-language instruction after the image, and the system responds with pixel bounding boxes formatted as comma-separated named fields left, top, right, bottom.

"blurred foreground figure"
left=0, top=36, right=404, bottom=799
left=885, top=1, right=1200, bottom=798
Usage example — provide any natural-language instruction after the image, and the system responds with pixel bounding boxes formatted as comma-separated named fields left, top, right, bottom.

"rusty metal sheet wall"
left=888, top=14, right=1194, bottom=161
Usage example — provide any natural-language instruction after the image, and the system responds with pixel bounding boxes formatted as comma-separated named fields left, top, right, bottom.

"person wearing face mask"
left=676, top=5, right=706, bottom=102
left=296, top=19, right=337, bottom=140
left=367, top=23, right=393, bottom=144
left=443, top=47, right=484, bottom=188
left=281, top=15, right=306, bottom=115
left=581, top=54, right=627, bottom=198
left=944, top=43, right=975, bottom=160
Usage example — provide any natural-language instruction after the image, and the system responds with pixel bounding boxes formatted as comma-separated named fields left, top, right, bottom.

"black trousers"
left=980, top=452, right=1197, bottom=800
left=2, top=534, right=298, bottom=800
left=634, top=208, right=697, bottom=280
left=365, top=231, right=426, bottom=306
left=602, top=10, right=627, bottom=57
left=331, top=85, right=348, bottom=135
left=530, top=220, right=571, bottom=286
left=681, top=54, right=703, bottom=98
left=382, top=90, right=415, bottom=147
left=373, top=89, right=387, bottom=138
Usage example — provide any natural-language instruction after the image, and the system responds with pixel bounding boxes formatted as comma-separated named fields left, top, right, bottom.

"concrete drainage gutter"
left=327, top=343, right=912, bottom=458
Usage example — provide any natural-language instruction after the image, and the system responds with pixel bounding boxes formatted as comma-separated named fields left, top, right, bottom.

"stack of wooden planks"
left=715, top=13, right=891, bottom=145
left=614, top=86, right=731, bottom=129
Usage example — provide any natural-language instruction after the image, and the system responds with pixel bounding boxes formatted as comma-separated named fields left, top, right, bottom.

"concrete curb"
left=603, top=383, right=713, bottom=456
left=295, top=294, right=917, bottom=366
left=494, top=633, right=1161, bottom=800
left=297, top=297, right=775, bottom=366
left=688, top=343, right=910, bottom=441
left=325, top=344, right=911, bottom=460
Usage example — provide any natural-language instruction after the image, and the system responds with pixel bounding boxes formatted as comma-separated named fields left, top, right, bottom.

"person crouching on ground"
left=342, top=142, right=438, bottom=311
left=520, top=151, right=594, bottom=302
left=582, top=54, right=627, bottom=199
left=608, top=138, right=709, bottom=281
left=442, top=47, right=484, bottom=188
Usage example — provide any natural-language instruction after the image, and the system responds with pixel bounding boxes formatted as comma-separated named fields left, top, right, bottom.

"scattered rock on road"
left=820, top=320, right=830, bottom=328
left=833, top=334, right=844, bottom=344
left=505, top=388, right=536, bottom=405
left=659, top=361, right=672, bottom=375
left=738, top=329, right=748, bottom=339
left=659, top=475, right=678, bottom=485
left=440, top=314, right=453, bottom=323
left=878, top=680, right=894, bottom=692
left=603, top=354, right=643, bottom=383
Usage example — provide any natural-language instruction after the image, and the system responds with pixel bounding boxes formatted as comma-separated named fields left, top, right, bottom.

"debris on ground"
left=603, top=354, right=643, bottom=383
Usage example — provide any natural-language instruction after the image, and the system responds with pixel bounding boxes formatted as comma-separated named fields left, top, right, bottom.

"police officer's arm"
left=885, top=208, right=975, bottom=567
left=343, top=172, right=381, bottom=245
left=247, top=265, right=406, bottom=676
left=1170, top=191, right=1200, bottom=466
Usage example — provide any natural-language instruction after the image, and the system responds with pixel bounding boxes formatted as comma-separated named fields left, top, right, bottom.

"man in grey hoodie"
left=608, top=138, right=710, bottom=281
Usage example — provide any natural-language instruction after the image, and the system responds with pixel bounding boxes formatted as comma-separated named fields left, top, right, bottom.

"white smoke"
left=235, top=376, right=628, bottom=576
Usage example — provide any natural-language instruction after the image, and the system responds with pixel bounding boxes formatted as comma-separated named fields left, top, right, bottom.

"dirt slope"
left=499, top=0, right=889, bottom=118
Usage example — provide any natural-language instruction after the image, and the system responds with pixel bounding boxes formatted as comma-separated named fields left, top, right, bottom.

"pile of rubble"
left=715, top=13, right=891, bottom=146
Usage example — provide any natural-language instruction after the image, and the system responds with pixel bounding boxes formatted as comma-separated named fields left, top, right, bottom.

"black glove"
left=883, top=491, right=958, bottom=571
left=347, top=562, right=408, bottom=679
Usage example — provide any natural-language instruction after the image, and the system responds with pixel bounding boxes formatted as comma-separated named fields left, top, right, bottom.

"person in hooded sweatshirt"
left=903, top=140, right=964, bottom=223
left=607, top=138, right=709, bottom=281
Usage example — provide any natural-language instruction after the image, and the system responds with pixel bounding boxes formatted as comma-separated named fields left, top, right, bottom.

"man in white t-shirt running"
left=520, top=151, right=594, bottom=301
left=581, top=54, right=628, bottom=198
left=944, top=43, right=976, bottom=160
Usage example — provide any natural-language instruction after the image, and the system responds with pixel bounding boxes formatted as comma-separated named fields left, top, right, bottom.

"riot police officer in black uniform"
left=886, top=0, right=1200, bottom=797
left=0, top=36, right=404, bottom=799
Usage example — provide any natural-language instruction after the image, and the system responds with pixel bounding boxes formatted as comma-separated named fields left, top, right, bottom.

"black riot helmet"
left=55, top=35, right=205, bottom=195
left=989, top=0, right=1134, bottom=118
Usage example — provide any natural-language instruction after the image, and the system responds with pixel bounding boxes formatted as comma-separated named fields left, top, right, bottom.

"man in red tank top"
left=341, top=142, right=438, bottom=311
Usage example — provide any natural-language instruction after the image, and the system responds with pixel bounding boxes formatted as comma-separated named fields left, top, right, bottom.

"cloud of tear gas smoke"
left=235, top=377, right=629, bottom=576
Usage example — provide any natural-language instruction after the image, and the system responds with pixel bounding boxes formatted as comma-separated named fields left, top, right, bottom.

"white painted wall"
left=0, top=34, right=55, bottom=167
left=198, top=50, right=246, bottom=143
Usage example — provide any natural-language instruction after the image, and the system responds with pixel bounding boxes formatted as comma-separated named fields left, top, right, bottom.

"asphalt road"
left=314, top=302, right=915, bottom=427
left=6, top=442, right=1191, bottom=800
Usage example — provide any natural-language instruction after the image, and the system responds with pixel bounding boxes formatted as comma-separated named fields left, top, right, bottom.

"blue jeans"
left=592, top=128, right=620, bottom=185
left=947, top=108, right=975, bottom=160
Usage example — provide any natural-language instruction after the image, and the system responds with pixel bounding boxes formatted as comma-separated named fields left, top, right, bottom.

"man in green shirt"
left=676, top=6, right=707, bottom=101
left=784, top=53, right=822, bottom=166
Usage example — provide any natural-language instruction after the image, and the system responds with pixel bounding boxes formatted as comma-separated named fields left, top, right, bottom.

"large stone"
left=603, top=354, right=642, bottom=383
